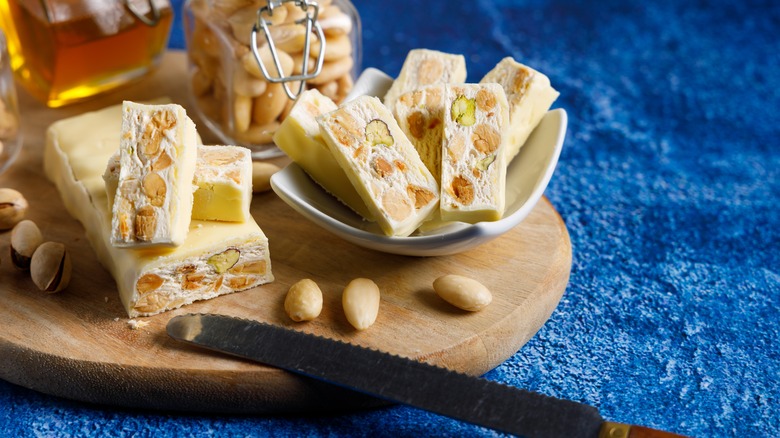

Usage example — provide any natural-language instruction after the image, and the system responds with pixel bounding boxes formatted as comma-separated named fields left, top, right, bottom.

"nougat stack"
left=45, top=102, right=273, bottom=318
left=104, top=145, right=254, bottom=223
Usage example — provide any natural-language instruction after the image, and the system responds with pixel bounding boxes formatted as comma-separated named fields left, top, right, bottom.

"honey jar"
left=183, top=0, right=361, bottom=158
left=0, top=0, right=173, bottom=108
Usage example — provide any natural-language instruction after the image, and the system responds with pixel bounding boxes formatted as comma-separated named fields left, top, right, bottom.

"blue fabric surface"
left=2, top=0, right=779, bottom=436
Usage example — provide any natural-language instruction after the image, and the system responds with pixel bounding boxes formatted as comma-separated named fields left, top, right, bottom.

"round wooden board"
left=0, top=52, right=571, bottom=413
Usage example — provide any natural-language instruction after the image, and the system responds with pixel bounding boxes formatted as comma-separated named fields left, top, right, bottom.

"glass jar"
left=183, top=0, right=361, bottom=158
left=0, top=28, right=20, bottom=175
left=0, top=0, right=173, bottom=108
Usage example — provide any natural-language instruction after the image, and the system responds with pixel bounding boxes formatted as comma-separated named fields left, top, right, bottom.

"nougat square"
left=105, top=145, right=252, bottom=223
left=46, top=103, right=274, bottom=318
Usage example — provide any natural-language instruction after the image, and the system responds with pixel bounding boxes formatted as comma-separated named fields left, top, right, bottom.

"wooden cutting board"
left=0, top=52, right=571, bottom=413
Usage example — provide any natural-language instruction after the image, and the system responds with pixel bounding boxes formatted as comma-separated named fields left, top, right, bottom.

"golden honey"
left=0, top=0, right=172, bottom=107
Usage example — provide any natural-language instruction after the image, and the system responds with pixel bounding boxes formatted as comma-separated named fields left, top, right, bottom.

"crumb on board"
left=127, top=319, right=150, bottom=330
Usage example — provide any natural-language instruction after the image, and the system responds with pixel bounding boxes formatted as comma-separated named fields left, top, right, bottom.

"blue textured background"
left=2, top=0, right=779, bottom=436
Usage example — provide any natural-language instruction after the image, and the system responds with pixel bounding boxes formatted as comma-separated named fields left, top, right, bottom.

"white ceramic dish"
left=270, top=67, right=568, bottom=256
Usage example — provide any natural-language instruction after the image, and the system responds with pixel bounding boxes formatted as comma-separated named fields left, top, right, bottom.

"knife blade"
left=166, top=314, right=684, bottom=438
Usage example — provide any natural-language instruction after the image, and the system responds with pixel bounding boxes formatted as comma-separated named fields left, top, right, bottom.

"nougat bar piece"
left=480, top=57, right=559, bottom=162
left=273, top=89, right=374, bottom=220
left=45, top=103, right=274, bottom=317
left=441, top=83, right=509, bottom=223
left=105, top=145, right=253, bottom=222
left=393, top=84, right=445, bottom=183
left=383, top=49, right=467, bottom=111
left=317, top=95, right=440, bottom=237
left=111, top=101, right=198, bottom=247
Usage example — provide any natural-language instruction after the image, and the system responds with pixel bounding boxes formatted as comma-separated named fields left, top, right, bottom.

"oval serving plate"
left=271, top=68, right=568, bottom=256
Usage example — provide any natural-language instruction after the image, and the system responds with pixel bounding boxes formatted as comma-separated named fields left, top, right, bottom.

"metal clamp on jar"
left=184, top=0, right=361, bottom=158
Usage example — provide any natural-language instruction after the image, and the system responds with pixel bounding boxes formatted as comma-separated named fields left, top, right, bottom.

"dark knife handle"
left=600, top=422, right=688, bottom=438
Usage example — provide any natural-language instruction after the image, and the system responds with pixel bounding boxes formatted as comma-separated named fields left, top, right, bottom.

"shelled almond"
left=186, top=0, right=357, bottom=146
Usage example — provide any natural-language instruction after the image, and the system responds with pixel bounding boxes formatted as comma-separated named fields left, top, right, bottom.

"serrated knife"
left=167, top=314, right=685, bottom=438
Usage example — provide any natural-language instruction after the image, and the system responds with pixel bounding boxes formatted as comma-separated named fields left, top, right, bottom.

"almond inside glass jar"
left=184, top=0, right=361, bottom=158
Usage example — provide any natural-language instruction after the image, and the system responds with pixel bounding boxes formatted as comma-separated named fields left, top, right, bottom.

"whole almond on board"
left=342, top=278, right=380, bottom=330
left=433, top=274, right=492, bottom=311
left=284, top=279, right=323, bottom=322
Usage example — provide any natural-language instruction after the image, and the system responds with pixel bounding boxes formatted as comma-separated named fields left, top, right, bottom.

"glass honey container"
left=0, top=0, right=173, bottom=108
left=183, top=0, right=361, bottom=158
